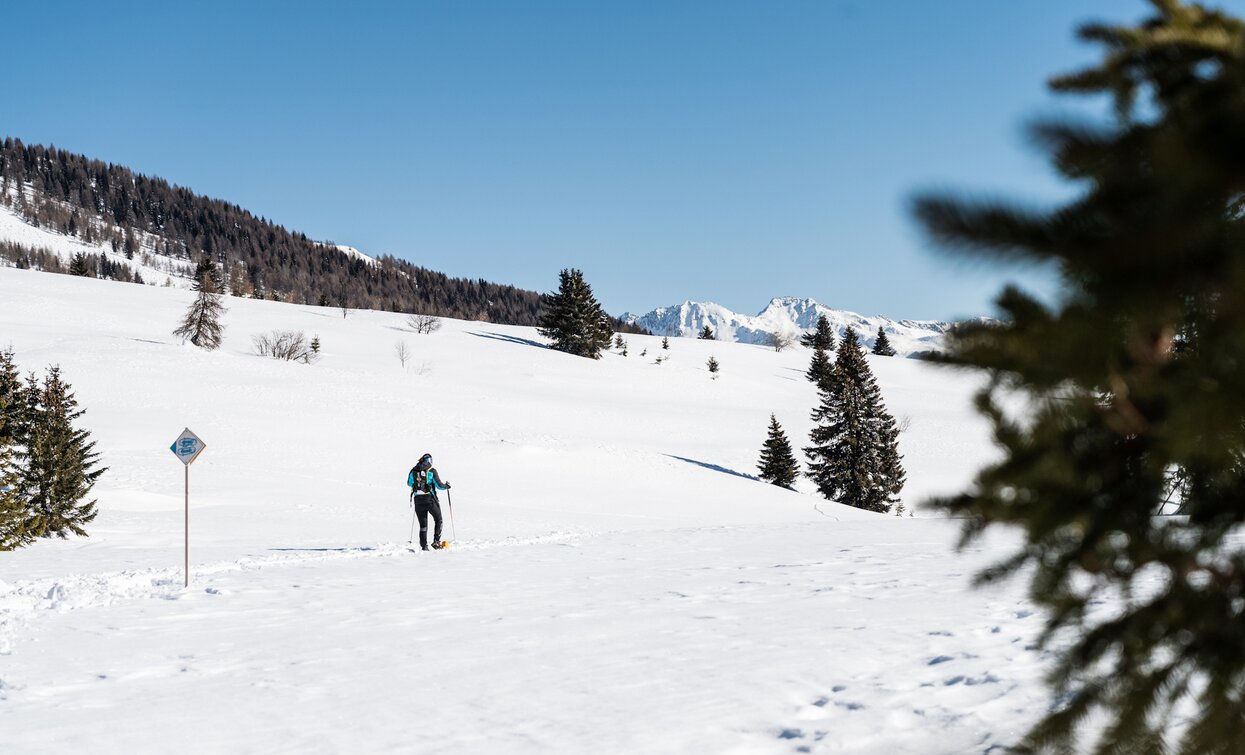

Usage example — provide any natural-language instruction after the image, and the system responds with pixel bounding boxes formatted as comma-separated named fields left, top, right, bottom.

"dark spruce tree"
left=699, top=326, right=715, bottom=340
left=0, top=391, right=29, bottom=551
left=757, top=414, right=800, bottom=490
left=871, top=326, right=896, bottom=357
left=661, top=336, right=670, bottom=350
left=806, top=342, right=834, bottom=392
left=174, top=285, right=226, bottom=350
left=805, top=327, right=904, bottom=512
left=537, top=268, right=613, bottom=359
left=21, top=367, right=105, bottom=541
left=800, top=314, right=836, bottom=351
left=706, top=355, right=720, bottom=375
left=68, top=252, right=90, bottom=277
left=0, top=348, right=24, bottom=444
left=192, top=257, right=223, bottom=293
left=913, top=3, right=1245, bottom=752
left=0, top=351, right=30, bottom=549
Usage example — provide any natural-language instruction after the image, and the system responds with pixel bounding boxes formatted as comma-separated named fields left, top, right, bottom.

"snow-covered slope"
left=0, top=267, right=1132, bottom=753
left=0, top=202, right=193, bottom=285
left=0, top=193, right=379, bottom=284
left=321, top=241, right=377, bottom=267
left=623, top=297, right=953, bottom=356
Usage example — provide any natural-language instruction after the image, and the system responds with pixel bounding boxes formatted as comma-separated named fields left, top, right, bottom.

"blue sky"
left=1, top=0, right=1186, bottom=320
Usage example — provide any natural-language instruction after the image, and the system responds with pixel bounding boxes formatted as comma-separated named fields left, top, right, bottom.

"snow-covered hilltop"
left=623, top=297, right=952, bottom=357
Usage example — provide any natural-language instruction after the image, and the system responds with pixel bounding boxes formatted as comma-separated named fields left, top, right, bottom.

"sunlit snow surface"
left=0, top=267, right=1060, bottom=753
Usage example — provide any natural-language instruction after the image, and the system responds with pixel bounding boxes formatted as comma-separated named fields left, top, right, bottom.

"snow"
left=623, top=297, right=952, bottom=357
left=320, top=241, right=378, bottom=267
left=0, top=266, right=1062, bottom=753
left=0, top=201, right=194, bottom=286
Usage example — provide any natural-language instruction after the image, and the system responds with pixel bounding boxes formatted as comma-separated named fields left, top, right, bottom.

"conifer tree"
left=192, top=257, right=223, bottom=293
left=0, top=349, right=29, bottom=549
left=173, top=285, right=226, bottom=350
left=706, top=355, right=720, bottom=376
left=0, top=348, right=24, bottom=443
left=699, top=326, right=714, bottom=340
left=757, top=414, right=799, bottom=489
left=914, top=3, right=1245, bottom=751
left=21, top=367, right=104, bottom=540
left=537, top=268, right=613, bottom=359
left=805, top=327, right=904, bottom=512
left=68, top=252, right=90, bottom=277
left=662, top=336, right=670, bottom=350
left=871, top=326, right=896, bottom=357
left=800, top=314, right=836, bottom=351
left=807, top=343, right=833, bottom=391
left=0, top=392, right=30, bottom=551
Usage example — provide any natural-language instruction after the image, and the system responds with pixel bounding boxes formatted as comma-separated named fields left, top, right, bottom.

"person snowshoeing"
left=408, top=452, right=451, bottom=551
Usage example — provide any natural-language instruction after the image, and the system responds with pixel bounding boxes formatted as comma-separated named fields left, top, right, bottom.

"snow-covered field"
left=0, top=267, right=1056, bottom=753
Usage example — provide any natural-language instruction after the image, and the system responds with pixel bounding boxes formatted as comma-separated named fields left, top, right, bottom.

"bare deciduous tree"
left=395, top=341, right=411, bottom=368
left=766, top=331, right=794, bottom=352
left=406, top=314, right=442, bottom=334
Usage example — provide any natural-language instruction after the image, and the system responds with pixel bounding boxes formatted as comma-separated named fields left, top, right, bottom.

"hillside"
left=0, top=266, right=1096, bottom=754
left=624, top=297, right=954, bottom=356
left=0, top=138, right=555, bottom=325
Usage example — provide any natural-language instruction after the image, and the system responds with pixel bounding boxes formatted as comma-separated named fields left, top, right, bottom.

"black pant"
left=414, top=496, right=443, bottom=548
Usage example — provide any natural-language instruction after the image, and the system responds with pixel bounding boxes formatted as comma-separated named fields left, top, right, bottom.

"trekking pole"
left=447, top=489, right=458, bottom=545
left=408, top=495, right=417, bottom=544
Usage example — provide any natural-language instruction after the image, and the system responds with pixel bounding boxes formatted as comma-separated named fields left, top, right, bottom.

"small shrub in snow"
left=253, top=330, right=315, bottom=363
left=395, top=341, right=411, bottom=368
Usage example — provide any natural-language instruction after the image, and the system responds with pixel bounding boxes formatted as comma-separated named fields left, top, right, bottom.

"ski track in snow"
left=0, top=530, right=586, bottom=660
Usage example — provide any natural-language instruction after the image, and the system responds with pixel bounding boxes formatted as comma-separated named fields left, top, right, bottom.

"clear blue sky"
left=2, top=0, right=1196, bottom=320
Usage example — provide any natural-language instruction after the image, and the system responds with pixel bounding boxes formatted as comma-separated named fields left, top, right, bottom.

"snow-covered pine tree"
left=757, top=414, right=799, bottom=490
left=871, top=326, right=896, bottom=356
left=661, top=336, right=670, bottom=350
left=698, top=326, right=714, bottom=340
left=614, top=334, right=625, bottom=350
left=707, top=355, right=720, bottom=375
left=799, top=314, right=836, bottom=351
left=21, top=367, right=105, bottom=540
left=805, top=326, right=904, bottom=512
left=173, top=285, right=226, bottom=350
left=537, top=268, right=613, bottom=359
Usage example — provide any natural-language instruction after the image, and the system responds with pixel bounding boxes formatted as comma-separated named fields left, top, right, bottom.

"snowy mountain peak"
left=623, top=298, right=952, bottom=357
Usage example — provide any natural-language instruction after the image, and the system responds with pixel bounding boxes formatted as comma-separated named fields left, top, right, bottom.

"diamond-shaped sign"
left=169, top=428, right=206, bottom=466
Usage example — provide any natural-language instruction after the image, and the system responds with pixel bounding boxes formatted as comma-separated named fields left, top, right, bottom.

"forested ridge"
left=0, top=137, right=644, bottom=331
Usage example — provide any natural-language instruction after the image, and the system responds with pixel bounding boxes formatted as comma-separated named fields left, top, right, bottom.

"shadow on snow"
left=665, top=454, right=758, bottom=481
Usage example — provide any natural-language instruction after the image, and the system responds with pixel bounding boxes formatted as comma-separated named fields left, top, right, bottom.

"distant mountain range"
left=622, top=298, right=957, bottom=357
